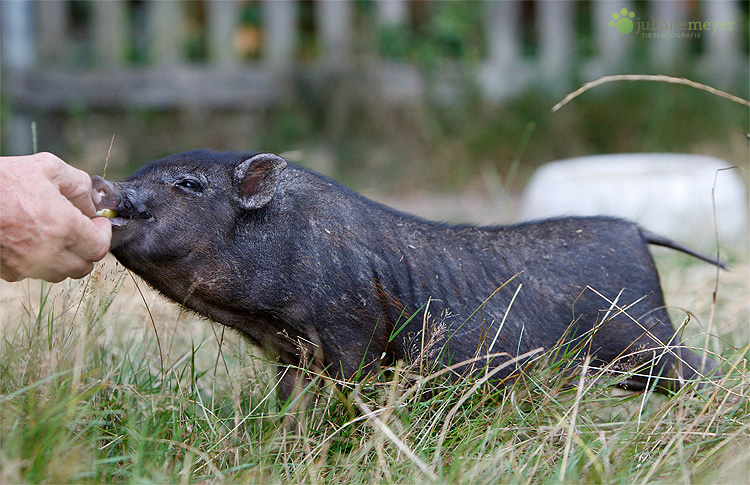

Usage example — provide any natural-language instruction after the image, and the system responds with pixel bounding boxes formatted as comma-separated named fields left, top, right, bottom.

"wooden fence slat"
left=591, top=0, right=632, bottom=67
left=262, top=0, right=296, bottom=65
left=2, top=0, right=36, bottom=70
left=147, top=1, right=182, bottom=65
left=1, top=0, right=35, bottom=154
left=479, top=1, right=524, bottom=101
left=93, top=0, right=127, bottom=66
left=12, top=67, right=280, bottom=110
left=317, top=0, right=352, bottom=64
left=484, top=1, right=520, bottom=67
left=649, top=0, right=688, bottom=65
left=377, top=0, right=408, bottom=26
left=208, top=0, right=240, bottom=67
left=704, top=1, right=740, bottom=60
left=37, top=1, right=68, bottom=63
left=539, top=0, right=573, bottom=81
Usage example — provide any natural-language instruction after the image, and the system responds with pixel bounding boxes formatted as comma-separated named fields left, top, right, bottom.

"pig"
left=92, top=149, right=723, bottom=401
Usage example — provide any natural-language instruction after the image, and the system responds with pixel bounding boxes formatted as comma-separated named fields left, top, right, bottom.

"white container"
left=520, top=154, right=748, bottom=246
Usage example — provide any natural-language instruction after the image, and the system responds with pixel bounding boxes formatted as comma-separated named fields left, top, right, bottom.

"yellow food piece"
left=95, top=209, right=118, bottom=218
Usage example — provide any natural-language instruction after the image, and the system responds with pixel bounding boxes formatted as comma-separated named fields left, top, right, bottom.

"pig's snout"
left=91, top=176, right=121, bottom=214
left=91, top=176, right=152, bottom=226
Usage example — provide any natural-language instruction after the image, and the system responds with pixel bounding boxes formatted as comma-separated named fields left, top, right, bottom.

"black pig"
left=92, top=149, right=722, bottom=400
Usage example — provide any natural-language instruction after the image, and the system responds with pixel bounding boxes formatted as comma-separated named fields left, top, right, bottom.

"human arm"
left=1, top=152, right=112, bottom=282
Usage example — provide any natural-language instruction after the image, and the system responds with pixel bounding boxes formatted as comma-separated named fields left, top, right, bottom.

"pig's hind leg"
left=590, top=315, right=720, bottom=393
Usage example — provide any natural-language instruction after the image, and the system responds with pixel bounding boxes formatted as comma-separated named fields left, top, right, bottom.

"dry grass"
left=2, top=72, right=747, bottom=482
left=552, top=74, right=750, bottom=112
left=1, top=245, right=747, bottom=482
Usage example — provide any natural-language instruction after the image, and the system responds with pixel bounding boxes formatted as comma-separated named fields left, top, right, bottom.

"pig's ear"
left=233, top=153, right=287, bottom=209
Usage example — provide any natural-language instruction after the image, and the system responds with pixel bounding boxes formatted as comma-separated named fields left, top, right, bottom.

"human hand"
left=1, top=152, right=112, bottom=282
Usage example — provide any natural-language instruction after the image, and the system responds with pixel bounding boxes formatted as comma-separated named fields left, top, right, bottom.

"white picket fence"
left=2, top=0, right=746, bottom=153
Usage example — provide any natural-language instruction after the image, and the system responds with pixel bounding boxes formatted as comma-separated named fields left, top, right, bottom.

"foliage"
left=1, top=258, right=747, bottom=483
left=377, top=1, right=485, bottom=67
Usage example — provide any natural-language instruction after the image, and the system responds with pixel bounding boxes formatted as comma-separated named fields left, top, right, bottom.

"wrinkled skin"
left=1, top=152, right=111, bottom=282
left=93, top=149, right=719, bottom=400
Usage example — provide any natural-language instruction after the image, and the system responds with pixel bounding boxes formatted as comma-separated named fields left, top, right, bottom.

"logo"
left=609, top=8, right=635, bottom=34
left=607, top=8, right=736, bottom=38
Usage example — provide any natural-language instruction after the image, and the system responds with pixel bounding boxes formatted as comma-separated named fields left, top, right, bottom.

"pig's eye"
left=175, top=178, right=204, bottom=193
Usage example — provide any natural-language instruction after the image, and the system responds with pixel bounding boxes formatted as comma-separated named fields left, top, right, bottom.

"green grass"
left=1, top=255, right=748, bottom=483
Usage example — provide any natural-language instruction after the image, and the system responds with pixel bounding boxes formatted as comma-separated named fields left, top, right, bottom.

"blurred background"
left=1, top=0, right=748, bottom=225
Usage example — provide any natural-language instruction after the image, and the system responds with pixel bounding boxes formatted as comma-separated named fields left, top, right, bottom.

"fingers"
left=40, top=259, right=94, bottom=283
left=23, top=215, right=109, bottom=283
left=63, top=173, right=97, bottom=218
left=39, top=256, right=95, bottom=283
left=0, top=259, right=21, bottom=282
left=48, top=216, right=110, bottom=282
left=68, top=213, right=112, bottom=263
left=0, top=153, right=113, bottom=282
left=37, top=152, right=112, bottom=264
left=37, top=152, right=98, bottom=217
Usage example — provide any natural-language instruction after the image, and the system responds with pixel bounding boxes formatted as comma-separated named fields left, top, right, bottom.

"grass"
left=1, top=252, right=748, bottom=483
left=46, top=69, right=748, bottom=196
left=3, top=74, right=748, bottom=480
